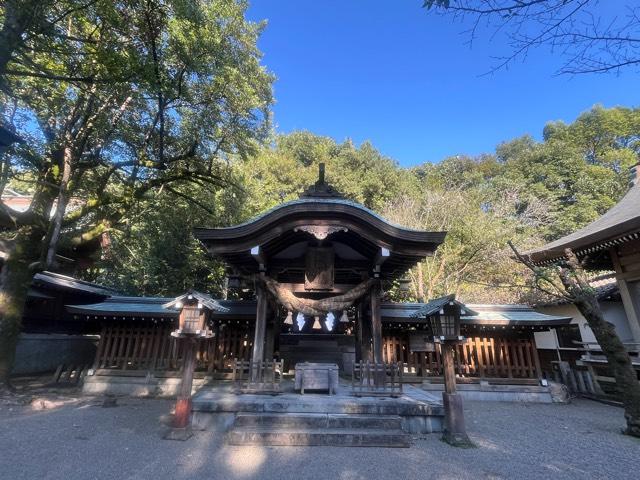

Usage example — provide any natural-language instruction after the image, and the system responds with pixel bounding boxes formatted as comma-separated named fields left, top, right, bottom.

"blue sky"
left=247, top=1, right=640, bottom=167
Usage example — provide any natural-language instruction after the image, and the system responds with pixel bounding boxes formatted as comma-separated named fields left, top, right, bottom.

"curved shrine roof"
left=194, top=169, right=446, bottom=278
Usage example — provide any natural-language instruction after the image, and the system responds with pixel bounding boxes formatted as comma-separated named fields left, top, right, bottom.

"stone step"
left=234, top=413, right=403, bottom=430
left=227, top=427, right=411, bottom=447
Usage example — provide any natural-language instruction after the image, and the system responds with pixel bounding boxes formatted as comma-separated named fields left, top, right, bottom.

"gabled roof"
left=528, top=173, right=640, bottom=265
left=163, top=290, right=228, bottom=312
left=409, top=294, right=478, bottom=318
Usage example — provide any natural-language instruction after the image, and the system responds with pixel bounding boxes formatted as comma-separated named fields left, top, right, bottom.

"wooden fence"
left=93, top=322, right=253, bottom=374
left=352, top=361, right=403, bottom=397
left=383, top=333, right=542, bottom=379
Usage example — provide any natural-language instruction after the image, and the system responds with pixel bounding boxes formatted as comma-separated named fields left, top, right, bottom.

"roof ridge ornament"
left=300, top=163, right=345, bottom=199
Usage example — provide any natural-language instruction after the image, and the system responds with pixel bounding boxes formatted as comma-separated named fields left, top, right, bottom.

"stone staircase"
left=226, top=412, right=411, bottom=447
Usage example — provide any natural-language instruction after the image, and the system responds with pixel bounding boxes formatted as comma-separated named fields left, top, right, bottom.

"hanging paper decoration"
left=284, top=310, right=294, bottom=325
left=296, top=312, right=306, bottom=331
left=340, top=310, right=349, bottom=323
left=325, top=312, right=335, bottom=331
left=312, top=316, right=322, bottom=330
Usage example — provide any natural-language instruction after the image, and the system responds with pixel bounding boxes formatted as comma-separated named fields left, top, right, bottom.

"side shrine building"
left=24, top=166, right=571, bottom=394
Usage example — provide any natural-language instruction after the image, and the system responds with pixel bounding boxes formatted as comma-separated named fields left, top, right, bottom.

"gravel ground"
left=1, top=395, right=638, bottom=480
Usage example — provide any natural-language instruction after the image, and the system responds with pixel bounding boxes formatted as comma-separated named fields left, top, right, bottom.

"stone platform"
left=191, top=380, right=444, bottom=444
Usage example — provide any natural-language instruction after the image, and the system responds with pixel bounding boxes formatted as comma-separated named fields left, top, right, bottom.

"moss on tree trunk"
left=0, top=225, right=44, bottom=388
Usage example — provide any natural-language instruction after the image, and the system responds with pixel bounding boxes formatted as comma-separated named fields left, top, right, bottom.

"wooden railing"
left=383, top=334, right=542, bottom=380
left=93, top=323, right=253, bottom=374
left=351, top=361, right=403, bottom=397
left=232, top=359, right=283, bottom=393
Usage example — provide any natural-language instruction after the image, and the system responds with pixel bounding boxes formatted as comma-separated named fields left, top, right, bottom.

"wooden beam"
left=250, top=245, right=267, bottom=271
left=373, top=247, right=390, bottom=277
left=269, top=258, right=371, bottom=271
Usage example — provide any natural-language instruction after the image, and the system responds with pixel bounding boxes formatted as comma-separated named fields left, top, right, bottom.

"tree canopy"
left=81, top=105, right=639, bottom=305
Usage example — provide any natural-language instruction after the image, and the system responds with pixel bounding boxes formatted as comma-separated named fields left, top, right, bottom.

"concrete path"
left=1, top=396, right=638, bottom=480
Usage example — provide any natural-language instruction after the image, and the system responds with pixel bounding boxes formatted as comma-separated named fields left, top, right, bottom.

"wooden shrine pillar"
left=357, top=299, right=372, bottom=361
left=251, top=282, right=268, bottom=381
left=265, top=318, right=276, bottom=361
left=370, top=283, right=383, bottom=363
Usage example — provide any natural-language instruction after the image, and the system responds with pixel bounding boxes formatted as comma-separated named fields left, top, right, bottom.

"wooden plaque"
left=409, top=333, right=436, bottom=352
left=305, top=246, right=334, bottom=290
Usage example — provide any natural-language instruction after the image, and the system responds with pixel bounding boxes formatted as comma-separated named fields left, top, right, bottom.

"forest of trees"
left=83, top=105, right=640, bottom=304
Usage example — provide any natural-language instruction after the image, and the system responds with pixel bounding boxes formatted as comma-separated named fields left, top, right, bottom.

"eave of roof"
left=527, top=181, right=640, bottom=265
left=66, top=297, right=256, bottom=318
left=65, top=298, right=571, bottom=327
left=33, top=271, right=121, bottom=297
left=383, top=302, right=572, bottom=326
left=194, top=198, right=446, bottom=248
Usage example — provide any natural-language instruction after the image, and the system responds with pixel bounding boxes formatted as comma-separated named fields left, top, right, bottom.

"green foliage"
left=238, top=131, right=415, bottom=215
left=91, top=188, right=233, bottom=297
left=107, top=105, right=635, bottom=302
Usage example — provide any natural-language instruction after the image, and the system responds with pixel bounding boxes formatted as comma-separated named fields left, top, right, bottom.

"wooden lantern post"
left=429, top=302, right=473, bottom=447
left=163, top=292, right=219, bottom=440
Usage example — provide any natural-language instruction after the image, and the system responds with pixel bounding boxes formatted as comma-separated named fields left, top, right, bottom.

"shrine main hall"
left=21, top=166, right=574, bottom=445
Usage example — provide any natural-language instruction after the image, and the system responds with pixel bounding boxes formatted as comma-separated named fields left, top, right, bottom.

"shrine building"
left=20, top=165, right=571, bottom=395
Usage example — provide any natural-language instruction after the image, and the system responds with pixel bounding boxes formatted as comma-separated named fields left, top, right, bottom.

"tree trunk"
left=43, top=146, right=73, bottom=268
left=0, top=225, right=45, bottom=388
left=572, top=296, right=640, bottom=437
left=561, top=250, right=640, bottom=438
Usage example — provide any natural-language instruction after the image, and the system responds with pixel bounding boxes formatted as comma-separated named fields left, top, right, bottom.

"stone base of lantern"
left=163, top=426, right=193, bottom=441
